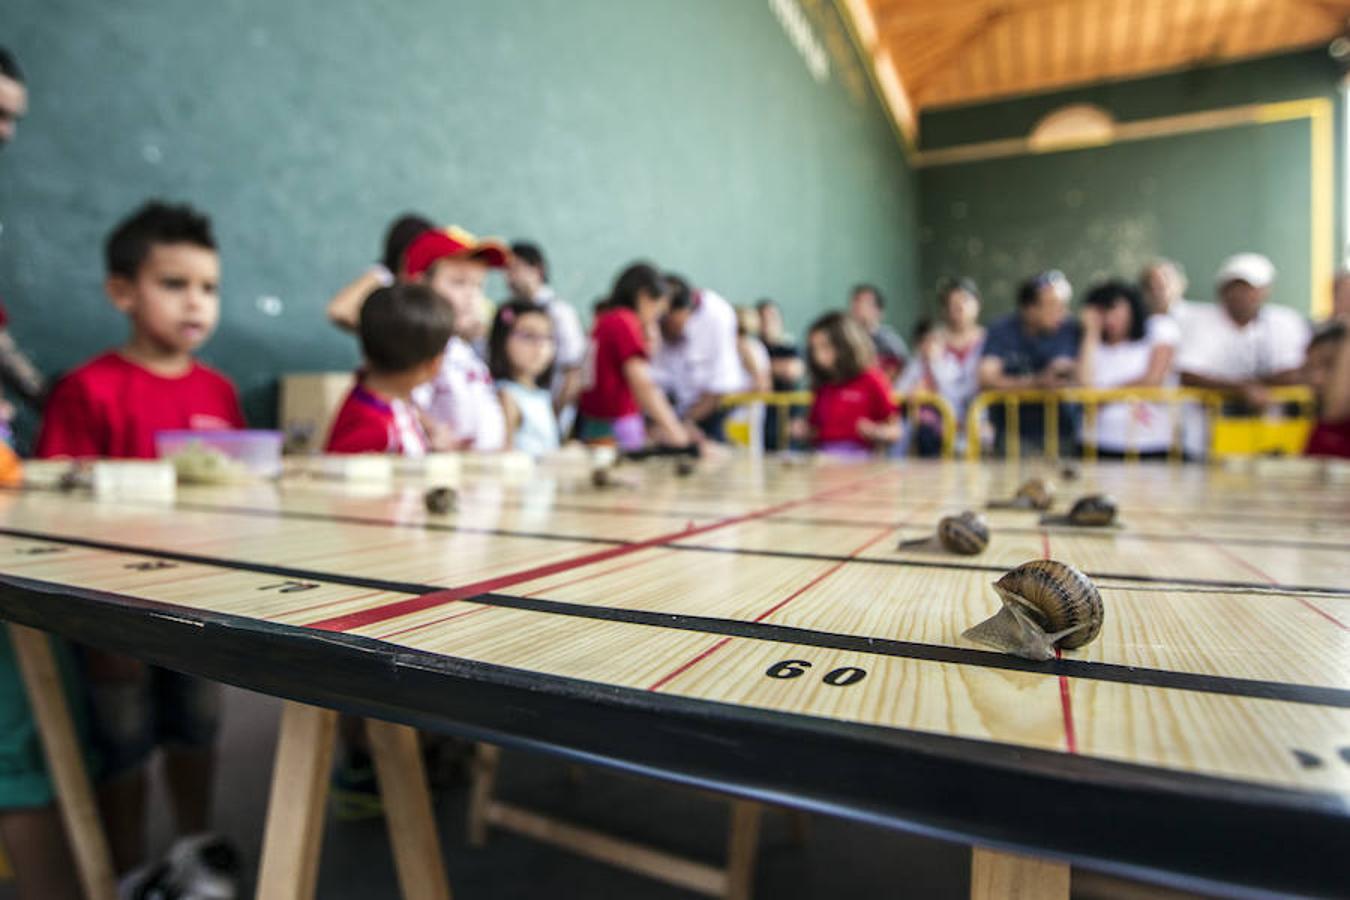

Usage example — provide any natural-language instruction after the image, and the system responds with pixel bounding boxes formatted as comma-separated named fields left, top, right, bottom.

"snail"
left=988, top=477, right=1054, bottom=511
left=675, top=458, right=696, bottom=478
left=1041, top=494, right=1119, bottom=527
left=963, top=559, right=1104, bottom=661
left=897, top=511, right=990, bottom=556
left=424, top=486, right=457, bottom=515
left=1059, top=463, right=1080, bottom=481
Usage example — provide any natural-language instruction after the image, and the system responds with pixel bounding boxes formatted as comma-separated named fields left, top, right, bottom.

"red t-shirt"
left=37, top=352, right=245, bottom=459
left=809, top=367, right=897, bottom=449
left=325, top=382, right=425, bottom=455
left=579, top=308, right=648, bottom=419
left=1305, top=419, right=1350, bottom=458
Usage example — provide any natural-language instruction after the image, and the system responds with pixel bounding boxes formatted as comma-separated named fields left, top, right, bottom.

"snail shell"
left=1013, top=477, right=1054, bottom=510
left=1066, top=494, right=1117, bottom=526
left=937, top=512, right=990, bottom=555
left=591, top=467, right=612, bottom=488
left=424, top=486, right=456, bottom=515
left=963, top=559, right=1104, bottom=661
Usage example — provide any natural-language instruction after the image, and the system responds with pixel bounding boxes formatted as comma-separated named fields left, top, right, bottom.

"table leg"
left=724, top=800, right=762, bottom=900
left=256, top=701, right=337, bottom=900
left=466, top=743, right=500, bottom=847
left=970, top=846, right=1070, bottom=900
left=365, top=719, right=452, bottom=900
left=8, top=623, right=117, bottom=900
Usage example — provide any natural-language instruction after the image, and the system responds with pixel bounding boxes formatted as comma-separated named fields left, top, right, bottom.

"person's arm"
left=326, top=268, right=388, bottom=332
left=1075, top=308, right=1101, bottom=386
left=770, top=354, right=804, bottom=386
left=1124, top=344, right=1175, bottom=388
left=554, top=367, right=582, bottom=416
left=623, top=357, right=690, bottom=446
left=497, top=388, right=521, bottom=449
left=978, top=357, right=1035, bottom=391
left=551, top=303, right=587, bottom=415
left=34, top=377, right=104, bottom=459
left=857, top=416, right=901, bottom=444
left=1179, top=370, right=1269, bottom=408
left=1322, top=331, right=1350, bottom=422
left=0, top=330, right=45, bottom=407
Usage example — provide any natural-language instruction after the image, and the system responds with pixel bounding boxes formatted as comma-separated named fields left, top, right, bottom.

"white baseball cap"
left=1215, top=253, right=1276, bottom=289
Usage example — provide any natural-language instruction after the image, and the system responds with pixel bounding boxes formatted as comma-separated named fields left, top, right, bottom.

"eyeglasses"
left=510, top=332, right=555, bottom=346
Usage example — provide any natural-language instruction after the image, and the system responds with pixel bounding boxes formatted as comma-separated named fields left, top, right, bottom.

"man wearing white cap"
left=1177, top=253, right=1311, bottom=412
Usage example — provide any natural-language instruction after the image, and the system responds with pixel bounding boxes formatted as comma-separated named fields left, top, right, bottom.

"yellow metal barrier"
left=965, top=386, right=1316, bottom=462
left=720, top=390, right=958, bottom=458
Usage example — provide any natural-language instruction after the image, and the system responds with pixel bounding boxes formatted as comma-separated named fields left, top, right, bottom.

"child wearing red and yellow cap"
left=404, top=226, right=511, bottom=451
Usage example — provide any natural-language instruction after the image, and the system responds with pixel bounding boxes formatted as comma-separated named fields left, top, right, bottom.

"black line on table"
left=18, top=493, right=1348, bottom=598
left=460, top=592, right=1350, bottom=709
left=1, top=526, right=1345, bottom=709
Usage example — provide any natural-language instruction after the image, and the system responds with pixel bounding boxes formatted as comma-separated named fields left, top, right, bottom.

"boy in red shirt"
left=36, top=201, right=243, bottom=896
left=37, top=202, right=244, bottom=458
left=326, top=284, right=454, bottom=454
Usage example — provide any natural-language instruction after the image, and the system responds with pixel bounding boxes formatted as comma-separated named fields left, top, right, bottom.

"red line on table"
left=647, top=638, right=733, bottom=692
left=1165, top=515, right=1348, bottom=632
left=306, top=477, right=880, bottom=633
left=1043, top=530, right=1079, bottom=754
left=646, top=501, right=932, bottom=692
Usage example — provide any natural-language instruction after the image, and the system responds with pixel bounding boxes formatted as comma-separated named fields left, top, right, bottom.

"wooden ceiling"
left=851, top=0, right=1350, bottom=114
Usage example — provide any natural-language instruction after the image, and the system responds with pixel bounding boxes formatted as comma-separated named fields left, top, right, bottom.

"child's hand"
left=1079, top=306, right=1104, bottom=335
left=857, top=419, right=879, bottom=441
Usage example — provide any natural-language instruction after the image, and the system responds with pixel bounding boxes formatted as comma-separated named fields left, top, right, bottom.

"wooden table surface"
left=0, top=455, right=1346, bottom=896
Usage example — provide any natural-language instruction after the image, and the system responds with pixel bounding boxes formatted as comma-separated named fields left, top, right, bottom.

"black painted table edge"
left=0, top=572, right=1345, bottom=899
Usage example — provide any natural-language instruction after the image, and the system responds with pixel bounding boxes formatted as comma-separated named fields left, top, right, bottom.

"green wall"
left=0, top=0, right=918, bottom=441
left=916, top=50, right=1342, bottom=321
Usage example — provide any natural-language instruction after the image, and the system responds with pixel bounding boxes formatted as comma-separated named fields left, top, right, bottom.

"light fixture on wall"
left=1028, top=104, right=1116, bottom=152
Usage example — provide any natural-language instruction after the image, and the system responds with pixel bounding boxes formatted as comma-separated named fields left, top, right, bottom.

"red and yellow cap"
left=403, top=225, right=510, bottom=277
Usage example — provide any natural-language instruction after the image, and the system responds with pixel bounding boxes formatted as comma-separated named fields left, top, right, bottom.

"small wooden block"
left=396, top=453, right=462, bottom=484
left=91, top=460, right=175, bottom=500
left=310, top=454, right=394, bottom=483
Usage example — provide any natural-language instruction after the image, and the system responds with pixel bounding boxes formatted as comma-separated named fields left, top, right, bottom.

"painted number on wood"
left=765, top=660, right=867, bottom=687
left=257, top=580, right=319, bottom=593
left=124, top=560, right=177, bottom=571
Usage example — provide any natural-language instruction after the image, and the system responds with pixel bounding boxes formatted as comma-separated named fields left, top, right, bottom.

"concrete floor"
left=1, top=685, right=1204, bottom=899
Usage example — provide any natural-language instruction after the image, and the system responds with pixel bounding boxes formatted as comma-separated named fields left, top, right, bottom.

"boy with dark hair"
left=326, top=284, right=454, bottom=454
left=38, top=201, right=244, bottom=457
left=36, top=200, right=243, bottom=897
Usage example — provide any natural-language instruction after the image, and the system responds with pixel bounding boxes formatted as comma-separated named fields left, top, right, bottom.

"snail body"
left=424, top=486, right=456, bottom=515
left=963, top=559, right=1104, bottom=660
left=988, top=477, right=1054, bottom=511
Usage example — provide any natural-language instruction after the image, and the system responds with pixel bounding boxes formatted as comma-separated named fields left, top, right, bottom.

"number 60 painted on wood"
left=764, top=659, right=867, bottom=687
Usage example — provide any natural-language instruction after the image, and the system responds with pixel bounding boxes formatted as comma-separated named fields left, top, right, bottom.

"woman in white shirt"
left=1076, top=280, right=1180, bottom=457
left=897, top=277, right=987, bottom=454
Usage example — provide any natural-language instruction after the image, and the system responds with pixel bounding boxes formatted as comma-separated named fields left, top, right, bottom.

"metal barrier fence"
left=720, top=386, right=1316, bottom=463
left=964, top=386, right=1316, bottom=462
left=720, top=390, right=958, bottom=458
